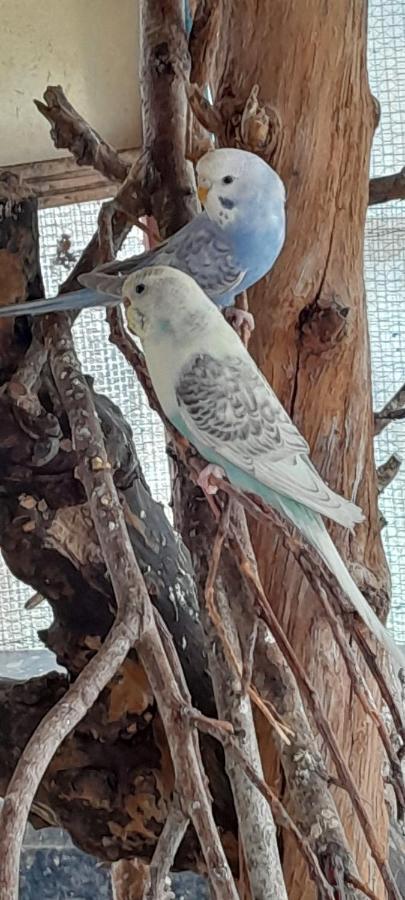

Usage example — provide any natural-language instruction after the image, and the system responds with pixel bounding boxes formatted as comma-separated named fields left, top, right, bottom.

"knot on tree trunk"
left=299, top=293, right=350, bottom=351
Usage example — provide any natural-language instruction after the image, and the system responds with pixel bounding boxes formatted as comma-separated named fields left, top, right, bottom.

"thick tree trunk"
left=208, top=2, right=388, bottom=896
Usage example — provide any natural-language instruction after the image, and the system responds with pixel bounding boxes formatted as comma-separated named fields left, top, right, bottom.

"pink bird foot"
left=197, top=464, right=225, bottom=496
left=224, top=307, right=255, bottom=341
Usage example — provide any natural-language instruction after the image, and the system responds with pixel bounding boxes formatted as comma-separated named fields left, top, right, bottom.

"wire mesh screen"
left=0, top=0, right=404, bottom=652
left=366, top=1, right=405, bottom=639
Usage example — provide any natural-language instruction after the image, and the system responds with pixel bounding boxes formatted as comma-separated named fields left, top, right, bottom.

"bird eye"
left=222, top=175, right=234, bottom=185
left=135, top=283, right=145, bottom=294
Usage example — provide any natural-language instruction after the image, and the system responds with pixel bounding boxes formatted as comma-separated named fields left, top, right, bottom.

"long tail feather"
left=0, top=288, right=120, bottom=318
left=296, top=510, right=404, bottom=669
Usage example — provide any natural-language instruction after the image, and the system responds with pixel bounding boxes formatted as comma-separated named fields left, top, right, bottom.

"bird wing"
left=175, top=351, right=360, bottom=523
left=85, top=215, right=245, bottom=300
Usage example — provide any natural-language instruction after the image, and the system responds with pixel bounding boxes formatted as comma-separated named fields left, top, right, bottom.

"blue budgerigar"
left=0, top=149, right=285, bottom=327
left=122, top=265, right=403, bottom=668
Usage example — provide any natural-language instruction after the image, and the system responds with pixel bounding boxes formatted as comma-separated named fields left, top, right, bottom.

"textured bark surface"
left=206, top=2, right=389, bottom=896
left=0, top=175, right=43, bottom=378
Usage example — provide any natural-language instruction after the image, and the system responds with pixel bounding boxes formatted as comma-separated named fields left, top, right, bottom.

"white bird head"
left=196, top=147, right=285, bottom=228
left=123, top=266, right=215, bottom=342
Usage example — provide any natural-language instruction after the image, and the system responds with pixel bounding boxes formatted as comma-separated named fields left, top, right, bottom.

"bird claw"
left=197, top=464, right=225, bottom=495
left=224, top=307, right=255, bottom=339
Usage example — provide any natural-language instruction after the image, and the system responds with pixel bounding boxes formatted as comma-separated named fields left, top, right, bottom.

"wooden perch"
left=35, top=85, right=131, bottom=183
left=374, top=383, right=405, bottom=434
left=369, top=167, right=405, bottom=205
left=377, top=454, right=402, bottom=494
left=201, top=504, right=289, bottom=900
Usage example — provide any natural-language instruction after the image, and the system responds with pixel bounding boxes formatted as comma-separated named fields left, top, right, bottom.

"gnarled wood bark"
left=203, top=2, right=389, bottom=896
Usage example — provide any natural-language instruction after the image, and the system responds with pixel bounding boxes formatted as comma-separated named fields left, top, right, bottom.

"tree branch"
left=202, top=503, right=288, bottom=900
left=369, top=168, right=405, bottom=205
left=377, top=454, right=402, bottom=494
left=34, top=85, right=131, bottom=183
left=143, top=799, right=189, bottom=900
left=374, top=383, right=405, bottom=435
left=190, top=711, right=335, bottom=900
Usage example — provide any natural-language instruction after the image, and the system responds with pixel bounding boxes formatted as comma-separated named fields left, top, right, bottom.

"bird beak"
left=197, top=184, right=210, bottom=205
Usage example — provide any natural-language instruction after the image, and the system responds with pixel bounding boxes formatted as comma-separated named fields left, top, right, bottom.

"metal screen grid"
left=366, top=0, right=405, bottom=639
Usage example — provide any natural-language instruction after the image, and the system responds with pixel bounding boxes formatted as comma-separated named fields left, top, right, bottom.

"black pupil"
left=136, top=284, right=145, bottom=294
left=223, top=175, right=233, bottom=184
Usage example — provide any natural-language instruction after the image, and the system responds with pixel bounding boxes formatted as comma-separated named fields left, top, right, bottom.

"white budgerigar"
left=122, top=265, right=403, bottom=667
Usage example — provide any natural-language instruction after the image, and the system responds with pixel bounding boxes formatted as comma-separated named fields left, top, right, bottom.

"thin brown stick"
left=352, top=622, right=405, bottom=745
left=241, top=618, right=258, bottom=694
left=374, top=382, right=405, bottom=434
left=202, top=503, right=289, bottom=897
left=228, top=526, right=401, bottom=900
left=369, top=167, right=405, bottom=205
left=311, top=573, right=405, bottom=822
left=143, top=799, right=189, bottom=900
left=377, top=453, right=402, bottom=494
left=34, top=85, right=130, bottom=183
left=189, top=710, right=335, bottom=900
left=204, top=505, right=291, bottom=744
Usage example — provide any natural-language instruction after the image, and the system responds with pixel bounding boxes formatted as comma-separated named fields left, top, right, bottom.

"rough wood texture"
left=205, top=2, right=389, bottom=896
left=0, top=384, right=237, bottom=864
left=0, top=174, right=44, bottom=377
left=369, top=168, right=405, bottom=205
left=1, top=151, right=139, bottom=209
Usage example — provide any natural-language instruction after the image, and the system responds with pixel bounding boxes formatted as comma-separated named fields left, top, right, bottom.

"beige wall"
left=0, top=0, right=141, bottom=166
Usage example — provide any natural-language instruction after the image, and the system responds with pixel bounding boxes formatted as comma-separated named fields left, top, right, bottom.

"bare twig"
left=34, top=85, right=130, bottom=183
left=143, top=799, right=189, bottom=900
left=203, top=504, right=289, bottom=900
left=374, top=383, right=405, bottom=434
left=35, top=85, right=150, bottom=295
left=190, top=710, right=335, bottom=900
left=7, top=335, right=61, bottom=464
left=346, top=874, right=381, bottom=900
left=0, top=600, right=145, bottom=899
left=369, top=167, right=405, bottom=205
left=241, top=618, right=258, bottom=694
left=377, top=454, right=402, bottom=493
left=185, top=82, right=224, bottom=136
left=311, top=573, right=405, bottom=823
left=204, top=507, right=291, bottom=744
left=227, top=522, right=402, bottom=900
left=352, top=623, right=405, bottom=747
